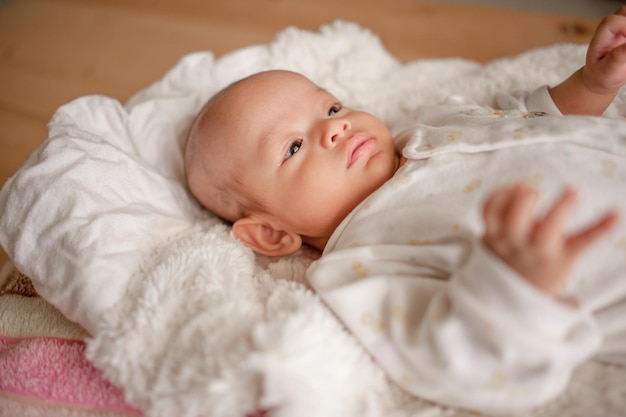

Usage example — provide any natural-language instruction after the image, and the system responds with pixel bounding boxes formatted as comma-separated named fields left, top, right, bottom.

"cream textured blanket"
left=2, top=21, right=625, bottom=417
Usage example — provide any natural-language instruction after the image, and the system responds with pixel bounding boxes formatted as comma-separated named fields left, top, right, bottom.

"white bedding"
left=1, top=21, right=625, bottom=417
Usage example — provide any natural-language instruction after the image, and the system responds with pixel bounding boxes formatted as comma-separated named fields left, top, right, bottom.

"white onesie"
left=306, top=87, right=626, bottom=414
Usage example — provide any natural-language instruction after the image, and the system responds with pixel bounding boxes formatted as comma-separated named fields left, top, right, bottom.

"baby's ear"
left=232, top=216, right=302, bottom=257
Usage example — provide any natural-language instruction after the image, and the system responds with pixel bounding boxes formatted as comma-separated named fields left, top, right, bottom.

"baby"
left=185, top=9, right=626, bottom=414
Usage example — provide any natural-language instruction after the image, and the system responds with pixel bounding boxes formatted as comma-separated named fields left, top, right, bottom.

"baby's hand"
left=481, top=183, right=618, bottom=296
left=583, top=6, right=626, bottom=95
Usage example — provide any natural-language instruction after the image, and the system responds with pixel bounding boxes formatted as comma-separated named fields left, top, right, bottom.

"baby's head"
left=185, top=70, right=398, bottom=256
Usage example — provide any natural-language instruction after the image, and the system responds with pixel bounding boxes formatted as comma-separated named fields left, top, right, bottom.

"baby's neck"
left=303, top=236, right=327, bottom=253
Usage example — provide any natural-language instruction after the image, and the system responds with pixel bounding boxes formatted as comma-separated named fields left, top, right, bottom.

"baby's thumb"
left=566, top=211, right=619, bottom=255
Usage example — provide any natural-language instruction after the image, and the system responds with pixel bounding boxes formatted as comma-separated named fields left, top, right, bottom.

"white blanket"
left=1, top=21, right=625, bottom=417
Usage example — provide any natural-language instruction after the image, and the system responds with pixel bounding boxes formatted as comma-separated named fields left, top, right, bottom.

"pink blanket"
left=0, top=335, right=141, bottom=415
left=0, top=263, right=270, bottom=417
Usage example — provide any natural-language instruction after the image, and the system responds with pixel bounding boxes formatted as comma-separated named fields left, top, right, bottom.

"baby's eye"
left=283, top=139, right=302, bottom=161
left=328, top=103, right=342, bottom=116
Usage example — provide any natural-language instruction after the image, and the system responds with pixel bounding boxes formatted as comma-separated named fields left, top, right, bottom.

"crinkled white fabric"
left=0, top=20, right=625, bottom=417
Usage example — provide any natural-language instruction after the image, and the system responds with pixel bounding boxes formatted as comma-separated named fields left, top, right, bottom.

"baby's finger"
left=502, top=183, right=538, bottom=243
left=482, top=185, right=516, bottom=239
left=566, top=211, right=619, bottom=256
left=606, top=42, right=626, bottom=67
left=588, top=11, right=626, bottom=62
left=533, top=188, right=577, bottom=248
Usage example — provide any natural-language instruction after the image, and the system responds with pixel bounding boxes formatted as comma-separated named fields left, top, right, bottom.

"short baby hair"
left=184, top=81, right=266, bottom=223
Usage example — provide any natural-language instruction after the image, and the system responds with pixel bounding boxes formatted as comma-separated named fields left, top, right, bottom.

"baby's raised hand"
left=584, top=6, right=626, bottom=95
left=481, top=183, right=618, bottom=296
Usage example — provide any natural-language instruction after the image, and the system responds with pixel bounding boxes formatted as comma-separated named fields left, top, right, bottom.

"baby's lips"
left=347, top=134, right=376, bottom=167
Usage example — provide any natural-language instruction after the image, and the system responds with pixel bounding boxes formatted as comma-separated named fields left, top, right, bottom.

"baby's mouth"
left=347, top=134, right=376, bottom=168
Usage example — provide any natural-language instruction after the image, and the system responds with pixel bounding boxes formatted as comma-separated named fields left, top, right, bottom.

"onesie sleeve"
left=496, top=85, right=563, bottom=115
left=307, top=240, right=601, bottom=414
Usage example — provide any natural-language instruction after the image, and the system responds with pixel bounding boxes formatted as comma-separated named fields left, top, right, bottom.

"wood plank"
left=0, top=105, right=47, bottom=183
left=55, top=0, right=600, bottom=62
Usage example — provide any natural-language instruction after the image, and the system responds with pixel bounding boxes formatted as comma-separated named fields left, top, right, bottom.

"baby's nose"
left=331, top=122, right=350, bottom=141
left=325, top=119, right=351, bottom=146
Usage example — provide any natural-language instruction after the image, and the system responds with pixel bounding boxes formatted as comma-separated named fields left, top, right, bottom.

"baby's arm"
left=311, top=210, right=604, bottom=412
left=482, top=182, right=618, bottom=297
left=549, top=7, right=626, bottom=115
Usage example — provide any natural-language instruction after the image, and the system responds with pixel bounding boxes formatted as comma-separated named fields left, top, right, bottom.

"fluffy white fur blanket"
left=3, top=21, right=625, bottom=417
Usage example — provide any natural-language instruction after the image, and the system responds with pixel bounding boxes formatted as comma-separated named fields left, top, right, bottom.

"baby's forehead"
left=198, top=71, right=336, bottom=149
left=242, top=71, right=320, bottom=94
left=215, top=71, right=329, bottom=115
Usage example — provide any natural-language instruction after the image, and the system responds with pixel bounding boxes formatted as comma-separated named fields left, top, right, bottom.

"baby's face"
left=215, top=71, right=398, bottom=246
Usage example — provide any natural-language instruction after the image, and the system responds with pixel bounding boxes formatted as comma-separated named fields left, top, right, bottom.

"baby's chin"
left=368, top=151, right=400, bottom=184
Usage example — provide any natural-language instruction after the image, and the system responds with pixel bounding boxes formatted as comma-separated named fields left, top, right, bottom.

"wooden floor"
left=0, top=0, right=600, bottom=266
